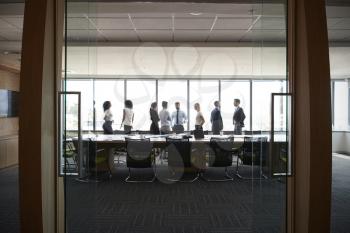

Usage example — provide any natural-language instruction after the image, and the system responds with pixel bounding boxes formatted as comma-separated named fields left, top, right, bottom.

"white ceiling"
left=0, top=2, right=349, bottom=70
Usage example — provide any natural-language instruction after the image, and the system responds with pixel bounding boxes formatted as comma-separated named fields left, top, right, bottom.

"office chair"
left=73, top=138, right=111, bottom=182
left=125, top=138, right=155, bottom=182
left=235, top=136, right=268, bottom=179
left=166, top=137, right=199, bottom=182
left=201, top=137, right=235, bottom=181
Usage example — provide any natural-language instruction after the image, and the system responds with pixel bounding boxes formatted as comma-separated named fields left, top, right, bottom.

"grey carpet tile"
left=1, top=156, right=350, bottom=233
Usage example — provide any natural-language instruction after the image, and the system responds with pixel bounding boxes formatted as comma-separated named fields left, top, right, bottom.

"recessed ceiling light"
left=3, top=51, right=9, bottom=55
left=189, top=12, right=202, bottom=16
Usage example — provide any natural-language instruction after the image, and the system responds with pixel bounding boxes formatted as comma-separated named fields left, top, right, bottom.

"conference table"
left=72, top=133, right=288, bottom=180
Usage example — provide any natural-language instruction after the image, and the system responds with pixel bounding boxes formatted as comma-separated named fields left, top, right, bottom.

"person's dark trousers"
left=150, top=122, right=160, bottom=134
left=124, top=125, right=132, bottom=134
left=234, top=125, right=242, bottom=135
left=103, top=121, right=113, bottom=134
left=172, top=124, right=184, bottom=134
left=195, top=125, right=203, bottom=130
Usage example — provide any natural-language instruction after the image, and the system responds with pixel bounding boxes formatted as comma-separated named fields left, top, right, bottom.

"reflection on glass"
left=66, top=80, right=94, bottom=131
left=221, top=81, right=251, bottom=131
left=126, top=80, right=156, bottom=130
left=95, top=80, right=124, bottom=130
left=189, top=80, right=219, bottom=130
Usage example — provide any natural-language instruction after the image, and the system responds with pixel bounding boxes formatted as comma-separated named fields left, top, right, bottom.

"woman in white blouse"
left=102, top=101, right=113, bottom=134
left=121, top=99, right=134, bottom=134
left=194, top=103, right=205, bottom=130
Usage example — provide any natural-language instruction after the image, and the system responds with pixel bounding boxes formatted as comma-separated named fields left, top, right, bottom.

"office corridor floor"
left=1, top=155, right=350, bottom=233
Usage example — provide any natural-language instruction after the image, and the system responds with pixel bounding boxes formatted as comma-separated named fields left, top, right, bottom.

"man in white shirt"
left=171, top=102, right=187, bottom=133
left=159, top=101, right=172, bottom=134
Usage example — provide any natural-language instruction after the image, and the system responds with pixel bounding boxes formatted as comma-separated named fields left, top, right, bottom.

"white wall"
left=65, top=44, right=350, bottom=79
left=332, top=132, right=350, bottom=154
left=65, top=43, right=287, bottom=78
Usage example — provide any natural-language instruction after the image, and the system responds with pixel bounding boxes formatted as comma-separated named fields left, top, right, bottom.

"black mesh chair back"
left=209, top=137, right=234, bottom=167
left=166, top=137, right=191, bottom=168
left=125, top=138, right=153, bottom=168
left=240, top=136, right=268, bottom=165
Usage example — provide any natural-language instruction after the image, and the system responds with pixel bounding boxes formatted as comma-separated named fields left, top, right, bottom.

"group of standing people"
left=102, top=99, right=245, bottom=135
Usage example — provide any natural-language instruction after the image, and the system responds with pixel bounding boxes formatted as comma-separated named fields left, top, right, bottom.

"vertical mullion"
left=156, top=80, right=158, bottom=105
left=92, top=79, right=96, bottom=132
left=250, top=80, right=253, bottom=131
left=187, top=80, right=190, bottom=131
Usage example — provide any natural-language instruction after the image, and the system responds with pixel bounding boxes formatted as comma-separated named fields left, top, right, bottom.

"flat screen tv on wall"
left=0, top=89, right=19, bottom=118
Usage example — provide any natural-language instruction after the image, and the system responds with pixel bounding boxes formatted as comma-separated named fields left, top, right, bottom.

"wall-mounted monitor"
left=0, top=89, right=19, bottom=118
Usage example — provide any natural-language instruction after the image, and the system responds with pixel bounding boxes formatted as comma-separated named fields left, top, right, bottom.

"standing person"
left=159, top=101, right=172, bottom=134
left=210, top=100, right=223, bottom=135
left=233, top=99, right=246, bottom=135
left=102, top=101, right=113, bottom=134
left=149, top=102, right=160, bottom=134
left=171, top=102, right=187, bottom=134
left=194, top=103, right=205, bottom=130
left=121, top=100, right=134, bottom=134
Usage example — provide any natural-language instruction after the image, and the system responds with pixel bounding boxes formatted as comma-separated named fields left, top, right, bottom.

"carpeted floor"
left=1, top=155, right=349, bottom=233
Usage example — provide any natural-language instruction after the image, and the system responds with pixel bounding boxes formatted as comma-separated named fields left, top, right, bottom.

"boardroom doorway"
left=59, top=1, right=291, bottom=232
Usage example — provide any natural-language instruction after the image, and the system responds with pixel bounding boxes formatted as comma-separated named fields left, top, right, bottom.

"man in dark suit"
left=210, top=101, right=223, bottom=135
left=233, top=99, right=246, bottom=135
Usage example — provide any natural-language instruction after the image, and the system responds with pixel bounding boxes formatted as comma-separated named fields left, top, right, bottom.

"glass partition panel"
left=252, top=81, right=286, bottom=131
left=66, top=80, right=94, bottom=131
left=95, top=80, right=125, bottom=131
left=333, top=81, right=349, bottom=131
left=189, top=80, right=219, bottom=131
left=126, top=80, right=156, bottom=130
left=221, top=81, right=251, bottom=131
left=158, top=80, right=188, bottom=129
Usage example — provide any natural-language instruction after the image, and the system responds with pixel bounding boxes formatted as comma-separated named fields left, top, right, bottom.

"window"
left=126, top=80, right=156, bottom=130
left=95, top=80, right=125, bottom=130
left=66, top=80, right=94, bottom=131
left=333, top=81, right=349, bottom=131
left=158, top=80, right=188, bottom=129
left=189, top=80, right=219, bottom=130
left=252, top=80, right=286, bottom=131
left=221, top=81, right=251, bottom=131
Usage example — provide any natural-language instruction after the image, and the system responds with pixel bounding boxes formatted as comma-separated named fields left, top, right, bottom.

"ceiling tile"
left=100, top=30, right=139, bottom=42
left=91, top=18, right=133, bottom=30
left=132, top=18, right=172, bottom=30
left=1, top=17, right=23, bottom=29
left=66, top=30, right=105, bottom=42
left=253, top=17, right=286, bottom=30
left=328, top=30, right=350, bottom=41
left=67, top=17, right=92, bottom=30
left=214, top=18, right=254, bottom=30
left=330, top=18, right=350, bottom=30
left=241, top=30, right=286, bottom=42
left=175, top=18, right=214, bottom=30
left=131, top=13, right=171, bottom=18
left=207, top=30, right=246, bottom=42
left=138, top=30, right=172, bottom=42
left=174, top=30, right=209, bottom=42
left=0, top=30, right=22, bottom=41
left=0, top=18, right=16, bottom=29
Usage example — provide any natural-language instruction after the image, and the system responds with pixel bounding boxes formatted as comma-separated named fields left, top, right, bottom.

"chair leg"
left=167, top=169, right=200, bottom=183
left=201, top=167, right=234, bottom=182
left=125, top=168, right=156, bottom=183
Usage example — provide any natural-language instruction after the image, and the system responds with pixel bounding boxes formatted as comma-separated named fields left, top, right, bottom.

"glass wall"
left=221, top=81, right=251, bottom=131
left=94, top=80, right=124, bottom=130
left=66, top=79, right=286, bottom=132
left=126, top=80, right=156, bottom=130
left=332, top=80, right=350, bottom=131
left=189, top=80, right=219, bottom=130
